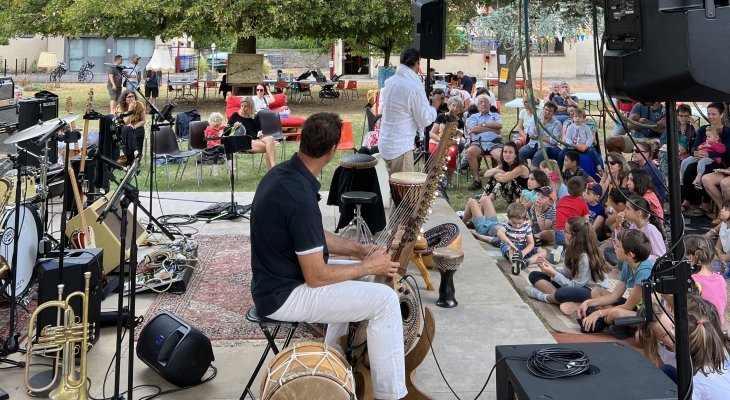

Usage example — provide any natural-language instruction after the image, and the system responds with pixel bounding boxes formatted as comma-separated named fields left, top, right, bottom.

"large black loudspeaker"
left=603, top=0, right=730, bottom=101
left=16, top=92, right=60, bottom=166
left=495, top=343, right=676, bottom=400
left=36, top=248, right=104, bottom=344
left=413, top=0, right=446, bottom=60
left=137, top=312, right=214, bottom=387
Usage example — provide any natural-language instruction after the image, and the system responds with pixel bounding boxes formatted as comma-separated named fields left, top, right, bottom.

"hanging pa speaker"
left=603, top=0, right=730, bottom=101
left=413, top=0, right=446, bottom=60
left=137, top=312, right=214, bottom=387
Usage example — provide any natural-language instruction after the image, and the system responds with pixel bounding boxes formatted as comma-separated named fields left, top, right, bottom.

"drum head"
left=389, top=172, right=427, bottom=185
left=0, top=205, right=41, bottom=298
left=265, top=375, right=351, bottom=400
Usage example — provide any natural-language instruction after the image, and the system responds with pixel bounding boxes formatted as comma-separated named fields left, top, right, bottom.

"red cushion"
left=225, top=96, right=242, bottom=119
left=281, top=116, right=305, bottom=128
left=268, top=93, right=287, bottom=109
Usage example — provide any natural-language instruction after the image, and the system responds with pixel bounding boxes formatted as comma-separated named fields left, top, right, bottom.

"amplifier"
left=495, top=342, right=676, bottom=400
left=16, top=96, right=59, bottom=167
left=0, top=104, right=17, bottom=127
left=36, top=248, right=104, bottom=343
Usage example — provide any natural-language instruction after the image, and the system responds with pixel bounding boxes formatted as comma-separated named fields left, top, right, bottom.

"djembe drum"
left=419, top=223, right=462, bottom=268
left=432, top=247, right=464, bottom=308
left=389, top=172, right=426, bottom=208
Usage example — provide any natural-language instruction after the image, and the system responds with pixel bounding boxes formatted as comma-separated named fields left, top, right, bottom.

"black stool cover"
left=327, top=164, right=386, bottom=234
left=341, top=191, right=378, bottom=206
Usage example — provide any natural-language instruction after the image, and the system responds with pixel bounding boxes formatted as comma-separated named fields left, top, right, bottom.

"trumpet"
left=25, top=272, right=93, bottom=400
left=0, top=255, right=8, bottom=282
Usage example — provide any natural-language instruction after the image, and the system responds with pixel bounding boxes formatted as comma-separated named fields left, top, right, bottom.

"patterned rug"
left=0, top=287, right=38, bottom=342
left=139, top=234, right=319, bottom=346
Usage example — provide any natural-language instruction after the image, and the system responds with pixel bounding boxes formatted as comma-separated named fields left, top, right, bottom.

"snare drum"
left=389, top=172, right=426, bottom=208
left=0, top=205, right=41, bottom=298
left=261, top=341, right=355, bottom=400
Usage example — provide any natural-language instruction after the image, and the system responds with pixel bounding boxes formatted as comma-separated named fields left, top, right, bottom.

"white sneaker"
left=455, top=211, right=465, bottom=218
left=550, top=245, right=564, bottom=264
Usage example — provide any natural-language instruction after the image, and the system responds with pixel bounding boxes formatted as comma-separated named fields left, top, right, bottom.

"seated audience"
left=518, top=169, right=551, bottom=211
left=465, top=95, right=504, bottom=190
left=227, top=96, right=277, bottom=169
left=681, top=126, right=725, bottom=189
left=525, top=217, right=611, bottom=308
left=559, top=107, right=601, bottom=169
left=554, top=176, right=589, bottom=247
left=429, top=97, right=464, bottom=187
left=496, top=203, right=547, bottom=274
left=684, top=235, right=727, bottom=326
left=482, top=141, right=529, bottom=203
left=252, top=83, right=277, bottom=113
left=462, top=192, right=502, bottom=246
left=450, top=88, right=471, bottom=109
left=543, top=81, right=561, bottom=103
left=578, top=229, right=653, bottom=338
left=562, top=151, right=592, bottom=182
left=515, top=97, right=536, bottom=149
left=552, top=81, right=579, bottom=124
left=627, top=168, right=663, bottom=218
left=540, top=159, right=569, bottom=199
left=658, top=104, right=696, bottom=178
left=584, top=182, right=605, bottom=234
left=599, top=152, right=630, bottom=203
left=607, top=102, right=666, bottom=153
left=632, top=141, right=666, bottom=202
left=623, top=195, right=666, bottom=261
left=518, top=101, right=562, bottom=166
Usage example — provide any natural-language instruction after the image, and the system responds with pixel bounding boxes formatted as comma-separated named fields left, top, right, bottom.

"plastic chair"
left=337, top=121, right=356, bottom=152
left=335, top=80, right=346, bottom=99
left=189, top=120, right=222, bottom=178
left=298, top=83, right=313, bottom=102
left=150, top=126, right=201, bottom=188
left=345, top=80, right=359, bottom=99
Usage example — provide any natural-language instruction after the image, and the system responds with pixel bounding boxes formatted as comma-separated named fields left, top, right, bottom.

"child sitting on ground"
left=497, top=202, right=548, bottom=275
left=622, top=195, right=666, bottom=262
left=540, top=159, right=568, bottom=199
left=531, top=186, right=557, bottom=245
left=562, top=150, right=593, bottom=183
left=524, top=217, right=612, bottom=311
left=518, top=169, right=550, bottom=211
left=707, top=200, right=730, bottom=279
left=554, top=176, right=589, bottom=247
left=461, top=193, right=502, bottom=247
left=578, top=229, right=653, bottom=338
left=203, top=112, right=227, bottom=176
left=584, top=182, right=606, bottom=235
left=685, top=235, right=727, bottom=326
left=680, top=126, right=726, bottom=189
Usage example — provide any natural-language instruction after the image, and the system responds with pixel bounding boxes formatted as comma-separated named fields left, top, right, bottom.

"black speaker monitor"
left=16, top=95, right=60, bottom=166
left=495, top=342, right=677, bottom=400
left=137, top=312, right=214, bottom=387
left=36, top=248, right=104, bottom=343
left=603, top=0, right=730, bottom=101
left=413, top=0, right=446, bottom=60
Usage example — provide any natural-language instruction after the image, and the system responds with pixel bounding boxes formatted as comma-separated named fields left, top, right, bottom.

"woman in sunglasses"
left=599, top=151, right=630, bottom=204
left=252, top=83, right=276, bottom=113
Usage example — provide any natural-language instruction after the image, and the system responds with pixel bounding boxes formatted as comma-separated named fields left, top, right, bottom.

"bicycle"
left=49, top=61, right=67, bottom=82
left=77, top=60, right=95, bottom=82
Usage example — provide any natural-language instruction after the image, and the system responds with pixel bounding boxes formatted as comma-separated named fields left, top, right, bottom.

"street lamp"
left=211, top=43, right=216, bottom=78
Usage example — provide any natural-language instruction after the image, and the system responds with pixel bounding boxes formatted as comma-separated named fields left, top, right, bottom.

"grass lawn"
left=23, top=80, right=523, bottom=213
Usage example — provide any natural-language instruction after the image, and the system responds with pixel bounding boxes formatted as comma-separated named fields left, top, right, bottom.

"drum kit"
left=0, top=115, right=75, bottom=302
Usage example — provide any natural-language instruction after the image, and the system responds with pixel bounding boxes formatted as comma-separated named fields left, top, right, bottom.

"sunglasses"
left=632, top=149, right=648, bottom=154
left=256, top=88, right=264, bottom=92
left=608, top=160, right=619, bottom=165
left=126, top=95, right=135, bottom=98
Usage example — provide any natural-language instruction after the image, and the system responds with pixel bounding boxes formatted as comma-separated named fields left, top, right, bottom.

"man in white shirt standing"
left=378, top=47, right=440, bottom=175
left=124, top=54, right=142, bottom=91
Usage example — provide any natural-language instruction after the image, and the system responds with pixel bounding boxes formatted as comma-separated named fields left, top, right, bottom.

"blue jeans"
left=531, top=145, right=561, bottom=167
left=554, top=229, right=566, bottom=247
left=528, top=271, right=593, bottom=303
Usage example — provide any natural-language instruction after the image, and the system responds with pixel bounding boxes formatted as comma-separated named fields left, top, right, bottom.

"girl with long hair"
left=684, top=235, right=727, bottom=326
left=622, top=195, right=666, bottom=260
left=627, top=168, right=663, bottom=218
left=599, top=151, right=630, bottom=203
left=116, top=88, right=146, bottom=165
left=524, top=217, right=611, bottom=311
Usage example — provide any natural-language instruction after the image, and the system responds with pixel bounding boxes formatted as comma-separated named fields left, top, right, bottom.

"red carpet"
left=0, top=287, right=37, bottom=343
left=139, top=235, right=320, bottom=346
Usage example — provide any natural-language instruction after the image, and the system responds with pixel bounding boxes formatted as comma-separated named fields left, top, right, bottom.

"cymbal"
left=4, top=115, right=78, bottom=144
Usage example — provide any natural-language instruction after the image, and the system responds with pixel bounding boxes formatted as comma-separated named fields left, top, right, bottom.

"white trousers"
left=268, top=279, right=407, bottom=400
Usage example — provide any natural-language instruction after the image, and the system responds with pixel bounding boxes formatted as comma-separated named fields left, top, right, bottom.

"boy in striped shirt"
left=498, top=202, right=548, bottom=275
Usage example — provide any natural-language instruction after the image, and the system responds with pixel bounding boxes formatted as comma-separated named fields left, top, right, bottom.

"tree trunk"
left=236, top=36, right=256, bottom=53
left=382, top=38, right=393, bottom=68
left=495, top=42, right=525, bottom=103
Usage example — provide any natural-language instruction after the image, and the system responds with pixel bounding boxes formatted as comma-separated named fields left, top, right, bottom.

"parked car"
left=207, top=52, right=229, bottom=72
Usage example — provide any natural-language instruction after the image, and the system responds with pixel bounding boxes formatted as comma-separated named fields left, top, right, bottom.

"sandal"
left=685, top=208, right=706, bottom=217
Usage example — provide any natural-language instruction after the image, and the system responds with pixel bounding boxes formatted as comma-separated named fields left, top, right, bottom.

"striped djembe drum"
left=431, top=247, right=464, bottom=308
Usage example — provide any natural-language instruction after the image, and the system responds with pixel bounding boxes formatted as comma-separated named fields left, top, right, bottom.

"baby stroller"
left=319, top=73, right=340, bottom=100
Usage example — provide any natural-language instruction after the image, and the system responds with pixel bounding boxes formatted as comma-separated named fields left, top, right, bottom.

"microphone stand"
left=124, top=76, right=174, bottom=236
left=99, top=159, right=141, bottom=400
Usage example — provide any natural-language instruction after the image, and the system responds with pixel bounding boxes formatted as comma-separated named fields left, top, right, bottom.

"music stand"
left=208, top=136, right=251, bottom=221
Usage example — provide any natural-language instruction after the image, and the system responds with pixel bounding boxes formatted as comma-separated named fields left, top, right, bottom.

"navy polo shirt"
left=250, top=153, right=329, bottom=317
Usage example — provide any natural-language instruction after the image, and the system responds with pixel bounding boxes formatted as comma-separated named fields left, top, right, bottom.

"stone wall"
left=257, top=48, right=329, bottom=70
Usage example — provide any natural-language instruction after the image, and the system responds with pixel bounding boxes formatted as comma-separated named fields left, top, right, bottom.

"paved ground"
left=0, top=191, right=554, bottom=399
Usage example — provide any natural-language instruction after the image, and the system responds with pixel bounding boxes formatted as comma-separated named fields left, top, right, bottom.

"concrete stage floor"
left=1, top=192, right=554, bottom=399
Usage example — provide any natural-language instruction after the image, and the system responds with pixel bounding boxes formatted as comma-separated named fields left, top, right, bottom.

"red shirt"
left=204, top=124, right=225, bottom=148
left=555, top=195, right=589, bottom=230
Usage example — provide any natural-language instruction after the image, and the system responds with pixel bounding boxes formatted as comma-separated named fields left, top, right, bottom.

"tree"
left=468, top=1, right=601, bottom=101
